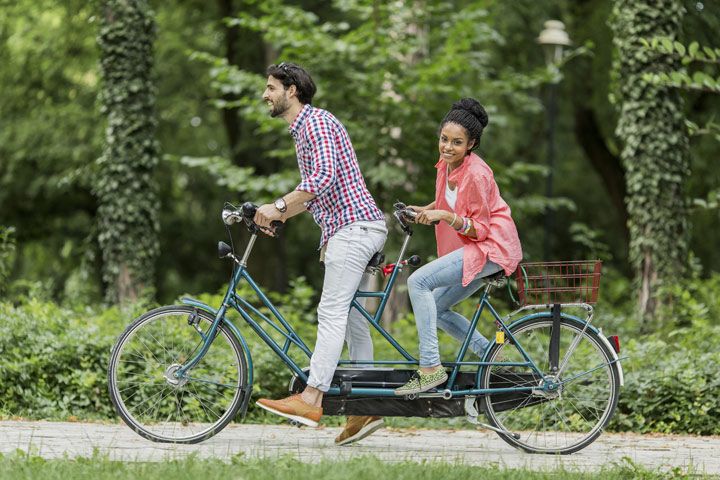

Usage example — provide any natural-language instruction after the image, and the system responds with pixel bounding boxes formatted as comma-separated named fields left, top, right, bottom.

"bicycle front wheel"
left=108, top=305, right=248, bottom=443
left=479, top=315, right=620, bottom=454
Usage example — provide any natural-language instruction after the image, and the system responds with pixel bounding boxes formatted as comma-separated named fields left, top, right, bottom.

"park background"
left=0, top=0, right=719, bottom=436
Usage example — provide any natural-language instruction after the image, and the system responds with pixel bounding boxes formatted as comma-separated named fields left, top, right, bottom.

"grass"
left=0, top=453, right=703, bottom=480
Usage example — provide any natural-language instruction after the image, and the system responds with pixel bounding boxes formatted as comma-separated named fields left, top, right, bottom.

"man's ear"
left=286, top=84, right=297, bottom=99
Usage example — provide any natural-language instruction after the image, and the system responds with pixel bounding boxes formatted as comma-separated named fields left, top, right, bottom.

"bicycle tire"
left=479, top=314, right=620, bottom=454
left=108, top=305, right=248, bottom=443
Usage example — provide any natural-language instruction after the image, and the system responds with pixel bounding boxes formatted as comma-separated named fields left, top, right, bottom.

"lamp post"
left=537, top=20, right=571, bottom=261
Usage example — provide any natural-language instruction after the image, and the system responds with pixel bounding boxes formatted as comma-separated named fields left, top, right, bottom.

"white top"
left=445, top=180, right=457, bottom=210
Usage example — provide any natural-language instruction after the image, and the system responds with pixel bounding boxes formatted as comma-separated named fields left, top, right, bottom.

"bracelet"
left=449, top=213, right=458, bottom=228
left=461, top=217, right=472, bottom=236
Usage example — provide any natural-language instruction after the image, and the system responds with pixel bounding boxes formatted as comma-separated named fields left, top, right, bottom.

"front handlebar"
left=221, top=202, right=283, bottom=236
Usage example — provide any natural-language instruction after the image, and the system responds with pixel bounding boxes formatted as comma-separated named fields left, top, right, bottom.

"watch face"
left=275, top=199, right=287, bottom=213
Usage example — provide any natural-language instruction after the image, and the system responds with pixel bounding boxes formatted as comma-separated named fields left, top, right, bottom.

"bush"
left=0, top=279, right=322, bottom=422
left=610, top=330, right=720, bottom=435
left=1, top=276, right=719, bottom=435
left=0, top=300, right=121, bottom=419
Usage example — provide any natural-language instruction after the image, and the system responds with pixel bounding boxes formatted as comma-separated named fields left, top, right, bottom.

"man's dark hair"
left=266, top=62, right=317, bottom=105
left=440, top=98, right=489, bottom=151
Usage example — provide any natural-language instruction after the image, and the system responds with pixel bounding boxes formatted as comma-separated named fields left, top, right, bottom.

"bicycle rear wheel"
left=479, top=315, right=620, bottom=454
left=108, top=305, right=247, bottom=443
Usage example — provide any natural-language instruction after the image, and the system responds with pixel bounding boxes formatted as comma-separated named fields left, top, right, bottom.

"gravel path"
left=1, top=421, right=718, bottom=475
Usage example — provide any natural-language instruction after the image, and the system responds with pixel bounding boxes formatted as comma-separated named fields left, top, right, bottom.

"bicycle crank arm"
left=464, top=397, right=521, bottom=440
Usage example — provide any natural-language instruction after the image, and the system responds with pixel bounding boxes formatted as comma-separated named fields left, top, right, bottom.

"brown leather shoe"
left=334, top=416, right=384, bottom=446
left=256, top=394, right=323, bottom=427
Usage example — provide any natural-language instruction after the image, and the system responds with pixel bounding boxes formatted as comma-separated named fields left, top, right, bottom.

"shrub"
left=610, top=331, right=720, bottom=435
left=1, top=277, right=719, bottom=435
left=0, top=300, right=120, bottom=419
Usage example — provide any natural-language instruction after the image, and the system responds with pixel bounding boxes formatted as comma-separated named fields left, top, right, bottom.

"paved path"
left=1, top=421, right=718, bottom=475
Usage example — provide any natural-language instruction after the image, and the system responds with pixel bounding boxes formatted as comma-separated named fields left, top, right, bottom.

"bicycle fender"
left=180, top=297, right=218, bottom=316
left=217, top=318, right=255, bottom=418
left=504, top=312, right=624, bottom=387
left=596, top=327, right=624, bottom=386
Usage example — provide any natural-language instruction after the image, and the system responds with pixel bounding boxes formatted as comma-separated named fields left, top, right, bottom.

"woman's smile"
left=438, top=122, right=473, bottom=166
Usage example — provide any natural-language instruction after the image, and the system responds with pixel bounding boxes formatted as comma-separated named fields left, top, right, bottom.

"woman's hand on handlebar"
left=416, top=209, right=450, bottom=226
left=405, top=205, right=427, bottom=214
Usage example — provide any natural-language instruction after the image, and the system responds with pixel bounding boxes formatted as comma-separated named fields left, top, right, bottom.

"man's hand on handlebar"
left=253, top=204, right=284, bottom=236
left=254, top=204, right=283, bottom=227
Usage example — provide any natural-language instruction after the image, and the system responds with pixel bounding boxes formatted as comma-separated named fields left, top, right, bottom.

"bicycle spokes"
left=109, top=307, right=247, bottom=443
left=481, top=317, right=619, bottom=454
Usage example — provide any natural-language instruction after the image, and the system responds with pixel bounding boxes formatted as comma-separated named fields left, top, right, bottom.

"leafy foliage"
left=611, top=333, right=720, bottom=435
left=3, top=273, right=720, bottom=435
left=0, top=227, right=17, bottom=295
left=0, top=1, right=103, bottom=301
left=194, top=0, right=562, bottom=218
left=0, top=300, right=119, bottom=419
left=640, top=37, right=720, bottom=94
left=610, top=0, right=691, bottom=321
left=95, top=0, right=160, bottom=303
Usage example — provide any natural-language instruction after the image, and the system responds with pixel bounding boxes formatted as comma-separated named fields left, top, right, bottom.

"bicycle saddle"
left=484, top=270, right=507, bottom=286
left=366, top=252, right=385, bottom=269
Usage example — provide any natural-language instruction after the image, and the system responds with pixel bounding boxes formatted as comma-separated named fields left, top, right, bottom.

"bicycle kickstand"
left=463, top=397, right=520, bottom=440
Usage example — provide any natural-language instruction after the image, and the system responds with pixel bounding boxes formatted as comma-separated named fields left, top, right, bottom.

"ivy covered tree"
left=610, top=0, right=691, bottom=325
left=96, top=0, right=160, bottom=303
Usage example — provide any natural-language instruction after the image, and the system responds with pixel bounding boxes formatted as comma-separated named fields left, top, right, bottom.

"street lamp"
left=538, top=20, right=572, bottom=66
left=537, top=20, right=571, bottom=261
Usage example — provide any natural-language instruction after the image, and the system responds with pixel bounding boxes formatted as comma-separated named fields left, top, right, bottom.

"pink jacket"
left=434, top=153, right=523, bottom=286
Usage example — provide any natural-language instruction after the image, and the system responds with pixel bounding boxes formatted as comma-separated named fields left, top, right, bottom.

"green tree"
left=96, top=0, right=160, bottom=303
left=0, top=1, right=104, bottom=301
left=610, top=0, right=691, bottom=325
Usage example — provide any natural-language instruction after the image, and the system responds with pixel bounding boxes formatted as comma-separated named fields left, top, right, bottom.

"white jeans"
left=307, top=220, right=387, bottom=392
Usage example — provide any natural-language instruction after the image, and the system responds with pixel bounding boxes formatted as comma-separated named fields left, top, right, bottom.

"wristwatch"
left=274, top=197, right=287, bottom=214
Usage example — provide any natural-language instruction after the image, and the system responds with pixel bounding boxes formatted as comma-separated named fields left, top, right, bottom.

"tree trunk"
left=97, top=0, right=160, bottom=304
left=217, top=0, right=242, bottom=165
left=610, top=0, right=691, bottom=325
left=572, top=107, right=629, bottom=241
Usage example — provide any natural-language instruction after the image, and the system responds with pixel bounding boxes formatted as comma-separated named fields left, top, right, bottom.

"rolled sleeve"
left=295, top=116, right=337, bottom=197
left=461, top=175, right=492, bottom=242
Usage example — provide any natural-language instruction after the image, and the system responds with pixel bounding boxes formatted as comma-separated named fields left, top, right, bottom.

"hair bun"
left=452, top=98, right=488, bottom=128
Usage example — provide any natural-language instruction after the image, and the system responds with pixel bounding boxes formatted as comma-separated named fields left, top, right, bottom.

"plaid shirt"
left=290, top=104, right=384, bottom=247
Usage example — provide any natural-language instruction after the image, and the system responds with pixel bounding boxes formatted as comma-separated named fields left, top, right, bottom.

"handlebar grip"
left=241, top=202, right=258, bottom=219
left=407, top=255, right=422, bottom=267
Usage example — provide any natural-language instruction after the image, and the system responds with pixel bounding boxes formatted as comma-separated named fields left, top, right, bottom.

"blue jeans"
left=407, top=248, right=502, bottom=368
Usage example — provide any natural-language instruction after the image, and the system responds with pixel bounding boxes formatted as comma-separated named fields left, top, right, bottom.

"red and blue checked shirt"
left=290, top=104, right=384, bottom=248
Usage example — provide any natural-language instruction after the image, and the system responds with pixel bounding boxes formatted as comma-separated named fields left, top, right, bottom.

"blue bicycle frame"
left=178, top=230, right=620, bottom=403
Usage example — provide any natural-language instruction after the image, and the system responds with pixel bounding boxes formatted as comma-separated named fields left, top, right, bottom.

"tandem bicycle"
left=107, top=202, right=624, bottom=454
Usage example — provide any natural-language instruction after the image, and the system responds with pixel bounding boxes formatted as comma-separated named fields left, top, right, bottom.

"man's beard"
left=270, top=96, right=290, bottom=118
